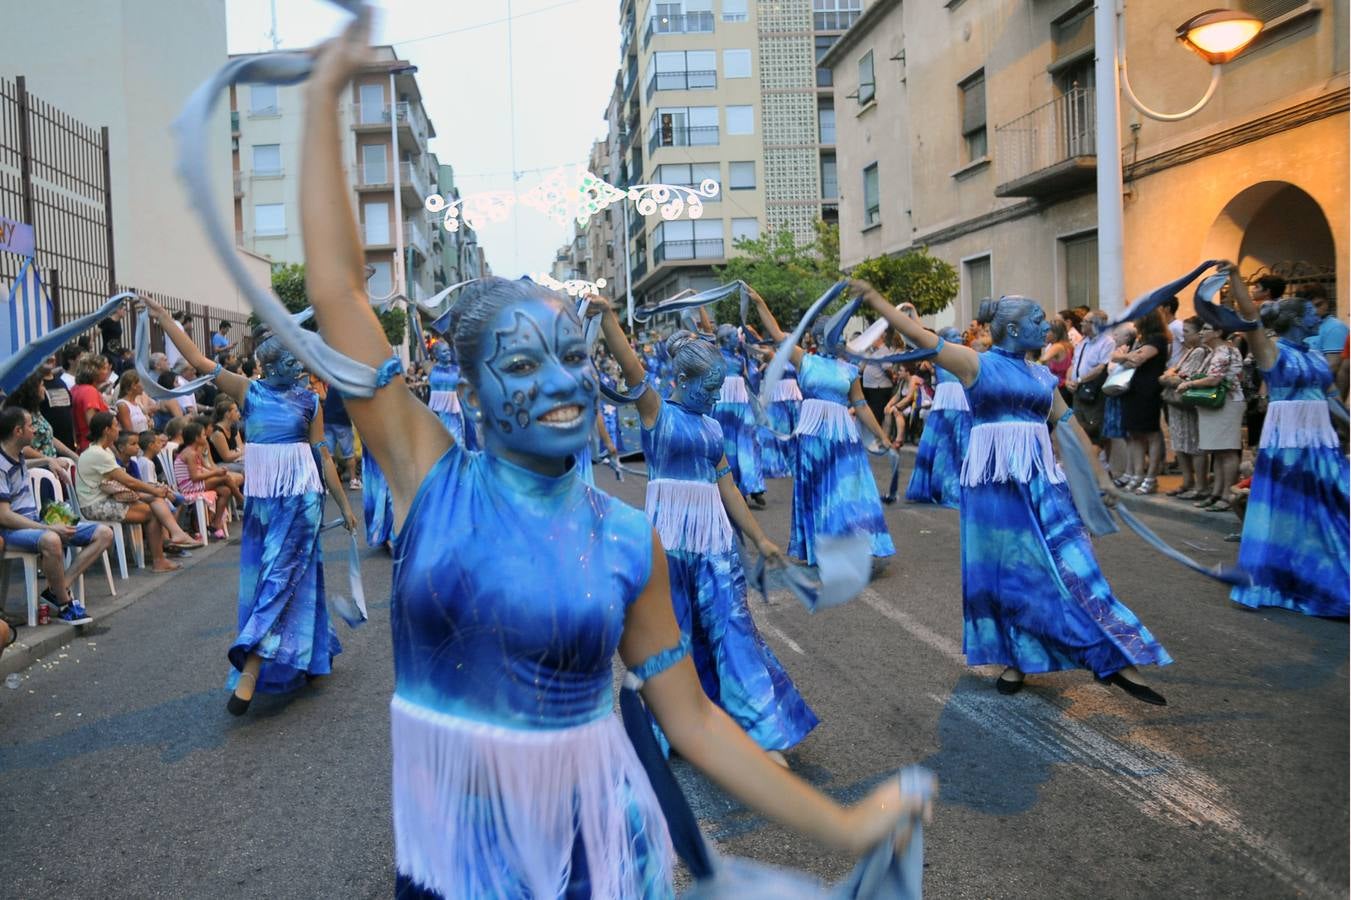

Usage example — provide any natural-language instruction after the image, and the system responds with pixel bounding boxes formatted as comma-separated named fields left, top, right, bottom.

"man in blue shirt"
left=0, top=407, right=113, bottom=624
left=1302, top=285, right=1348, bottom=369
left=210, top=320, right=235, bottom=359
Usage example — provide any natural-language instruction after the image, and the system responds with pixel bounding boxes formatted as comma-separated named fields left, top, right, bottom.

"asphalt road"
left=0, top=456, right=1345, bottom=899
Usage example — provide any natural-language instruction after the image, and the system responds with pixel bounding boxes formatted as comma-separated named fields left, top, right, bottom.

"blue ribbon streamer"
left=633, top=281, right=744, bottom=323
left=1104, top=261, right=1221, bottom=329
left=134, top=311, right=217, bottom=400
left=320, top=519, right=368, bottom=627
left=1191, top=272, right=1261, bottom=334
left=0, top=290, right=131, bottom=395
left=755, top=280, right=848, bottom=430
left=747, top=532, right=871, bottom=613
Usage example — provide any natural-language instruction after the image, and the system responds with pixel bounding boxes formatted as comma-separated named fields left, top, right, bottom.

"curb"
left=892, top=446, right=1236, bottom=536
left=0, top=536, right=235, bottom=681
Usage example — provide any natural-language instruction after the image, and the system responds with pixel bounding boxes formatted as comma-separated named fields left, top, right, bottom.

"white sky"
left=226, top=0, right=619, bottom=278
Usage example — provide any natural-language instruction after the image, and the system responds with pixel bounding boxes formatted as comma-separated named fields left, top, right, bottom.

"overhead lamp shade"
left=1176, top=9, right=1263, bottom=64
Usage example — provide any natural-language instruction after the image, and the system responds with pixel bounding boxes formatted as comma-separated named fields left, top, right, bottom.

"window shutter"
left=961, top=74, right=985, bottom=135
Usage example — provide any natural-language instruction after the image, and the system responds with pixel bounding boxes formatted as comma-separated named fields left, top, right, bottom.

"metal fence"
left=993, top=86, right=1096, bottom=187
left=0, top=75, right=254, bottom=359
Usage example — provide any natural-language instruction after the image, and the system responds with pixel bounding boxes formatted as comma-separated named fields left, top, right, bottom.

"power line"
left=387, top=0, right=586, bottom=47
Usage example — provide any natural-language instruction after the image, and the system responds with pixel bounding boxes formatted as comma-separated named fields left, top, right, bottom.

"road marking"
left=858, top=587, right=966, bottom=665
left=757, top=620, right=805, bottom=655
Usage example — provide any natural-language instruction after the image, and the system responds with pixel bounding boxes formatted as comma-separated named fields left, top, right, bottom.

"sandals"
left=1165, top=486, right=1189, bottom=497
left=1206, top=500, right=1232, bottom=512
left=1193, top=496, right=1218, bottom=509
left=1134, top=477, right=1157, bottom=495
left=1174, top=489, right=1202, bottom=500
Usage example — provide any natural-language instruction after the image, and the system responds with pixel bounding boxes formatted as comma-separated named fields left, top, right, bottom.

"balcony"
left=230, top=110, right=240, bottom=134
left=648, top=125, right=719, bottom=157
left=351, top=101, right=431, bottom=151
left=629, top=210, right=645, bottom=237
left=355, top=161, right=431, bottom=204
left=994, top=87, right=1096, bottom=198
left=653, top=238, right=724, bottom=264
left=404, top=218, right=431, bottom=257
left=643, top=12, right=714, bottom=49
left=232, top=171, right=243, bottom=197
left=631, top=254, right=648, bottom=282
left=814, top=9, right=861, bottom=31
left=645, top=69, right=716, bottom=101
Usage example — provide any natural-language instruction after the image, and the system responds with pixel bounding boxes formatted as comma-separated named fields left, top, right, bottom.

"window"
left=251, top=144, right=281, bottom=177
left=358, top=83, right=385, bottom=124
left=361, top=143, right=388, bottom=184
left=654, top=163, right=720, bottom=198
left=1062, top=233, right=1099, bottom=309
left=650, top=106, right=719, bottom=150
left=960, top=70, right=987, bottom=161
left=818, top=101, right=836, bottom=144
left=248, top=84, right=278, bottom=115
left=722, top=0, right=748, bottom=21
left=254, top=203, right=285, bottom=236
left=816, top=36, right=838, bottom=87
left=368, top=261, right=393, bottom=298
left=862, top=164, right=880, bottom=227
left=857, top=51, right=876, bottom=106
left=964, top=256, right=992, bottom=309
left=814, top=0, right=862, bottom=31
left=820, top=154, right=838, bottom=199
left=726, top=105, right=753, bottom=135
left=732, top=218, right=759, bottom=242
left=724, top=49, right=752, bottom=78
left=729, top=161, right=756, bottom=189
left=648, top=50, right=717, bottom=93
left=363, top=202, right=390, bottom=245
left=653, top=218, right=723, bottom=262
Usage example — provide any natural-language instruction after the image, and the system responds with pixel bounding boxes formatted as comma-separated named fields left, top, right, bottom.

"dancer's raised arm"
left=849, top=278, right=981, bottom=387
left=747, top=287, right=805, bottom=368
left=299, top=13, right=449, bottom=521
left=137, top=295, right=248, bottom=405
left=586, top=299, right=662, bottom=428
left=1222, top=262, right=1277, bottom=370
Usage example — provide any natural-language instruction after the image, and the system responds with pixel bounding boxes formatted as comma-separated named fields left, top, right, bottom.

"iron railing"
left=653, top=238, right=723, bottom=264
left=646, top=69, right=717, bottom=100
left=648, top=125, right=719, bottom=156
left=644, top=12, right=714, bottom=48
left=994, top=87, right=1096, bottom=187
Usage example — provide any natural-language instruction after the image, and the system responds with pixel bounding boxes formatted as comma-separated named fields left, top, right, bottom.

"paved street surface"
left=1, top=457, right=1346, bottom=899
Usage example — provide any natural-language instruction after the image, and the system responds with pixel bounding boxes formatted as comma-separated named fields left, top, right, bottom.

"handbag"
left=1074, top=370, right=1107, bottom=404
left=1101, top=364, right=1136, bottom=397
left=1179, top=377, right=1227, bottom=409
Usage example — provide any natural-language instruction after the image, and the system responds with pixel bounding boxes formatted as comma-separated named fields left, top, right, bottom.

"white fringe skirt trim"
left=718, top=375, right=750, bottom=404
left=645, top=478, right=735, bottom=554
left=961, top=421, right=1066, bottom=487
left=1259, top=399, right=1339, bottom=449
left=427, top=389, right=461, bottom=414
left=243, top=441, right=323, bottom=498
left=794, top=398, right=860, bottom=443
left=930, top=380, right=970, bottom=412
left=390, top=695, right=672, bottom=900
left=772, top=378, right=803, bottom=403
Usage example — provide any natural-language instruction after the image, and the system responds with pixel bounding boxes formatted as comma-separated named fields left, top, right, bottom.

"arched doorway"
left=1201, top=181, right=1338, bottom=302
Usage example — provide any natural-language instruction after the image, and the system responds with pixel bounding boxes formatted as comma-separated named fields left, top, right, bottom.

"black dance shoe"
left=1100, top=672, right=1167, bottom=706
left=995, top=671, right=1025, bottom=695
left=226, top=692, right=251, bottom=716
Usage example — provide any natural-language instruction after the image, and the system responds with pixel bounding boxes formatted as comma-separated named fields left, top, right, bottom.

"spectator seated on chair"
left=76, top=416, right=202, bottom=571
left=173, top=421, right=234, bottom=540
left=0, top=406, right=113, bottom=623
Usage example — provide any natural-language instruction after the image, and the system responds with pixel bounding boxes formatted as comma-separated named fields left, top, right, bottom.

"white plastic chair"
left=65, top=468, right=143, bottom=580
left=158, top=445, right=209, bottom=546
left=29, top=467, right=116, bottom=601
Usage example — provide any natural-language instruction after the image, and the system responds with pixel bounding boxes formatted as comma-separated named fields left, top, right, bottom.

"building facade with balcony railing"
left=823, top=0, right=1347, bottom=324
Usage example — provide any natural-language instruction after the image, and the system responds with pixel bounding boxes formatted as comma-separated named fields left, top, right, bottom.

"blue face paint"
left=433, top=342, right=454, bottom=365
left=674, top=361, right=726, bottom=414
left=471, top=297, right=598, bottom=461
left=1297, top=300, right=1320, bottom=337
left=263, top=349, right=304, bottom=388
left=998, top=303, right=1050, bottom=354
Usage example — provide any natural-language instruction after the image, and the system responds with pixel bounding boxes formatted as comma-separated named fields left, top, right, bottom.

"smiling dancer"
left=292, top=19, right=928, bottom=898
left=711, top=324, right=768, bottom=509
left=748, top=288, right=896, bottom=568
left=855, top=279, right=1172, bottom=704
left=589, top=301, right=817, bottom=764
left=426, top=339, right=470, bottom=445
left=1223, top=266, right=1349, bottom=618
left=904, top=327, right=970, bottom=508
left=142, top=296, right=357, bottom=714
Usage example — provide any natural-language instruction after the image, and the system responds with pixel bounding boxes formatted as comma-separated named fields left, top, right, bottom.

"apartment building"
left=608, top=0, right=862, bottom=306
left=432, top=160, right=487, bottom=290
left=824, top=0, right=1347, bottom=327
left=230, top=45, right=446, bottom=305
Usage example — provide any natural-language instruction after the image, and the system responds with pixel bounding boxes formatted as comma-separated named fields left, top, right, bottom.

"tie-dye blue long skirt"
left=362, top=445, right=394, bottom=548
left=905, top=407, right=969, bottom=509
left=228, top=491, right=341, bottom=694
left=759, top=399, right=799, bottom=479
left=713, top=401, right=765, bottom=495
left=789, top=429, right=895, bottom=565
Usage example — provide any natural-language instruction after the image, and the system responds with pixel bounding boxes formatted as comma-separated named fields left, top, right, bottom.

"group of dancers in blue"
left=152, top=12, right=1344, bottom=896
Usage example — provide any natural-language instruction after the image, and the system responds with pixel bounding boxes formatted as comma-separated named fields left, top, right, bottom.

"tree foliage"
left=258, top=261, right=406, bottom=345
left=712, top=221, right=841, bottom=328
left=849, top=247, right=958, bottom=317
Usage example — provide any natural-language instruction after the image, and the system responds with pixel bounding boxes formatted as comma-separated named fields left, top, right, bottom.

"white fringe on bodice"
left=718, top=374, right=750, bottom=404
left=930, top=381, right=970, bottom=413
left=390, top=695, right=672, bottom=899
left=961, top=421, right=1066, bottom=487
left=243, top=441, right=323, bottom=498
left=1259, top=399, right=1339, bottom=449
left=794, top=398, right=860, bottom=442
left=771, top=378, right=803, bottom=403
left=427, top=389, right=461, bottom=414
left=645, top=478, right=734, bottom=554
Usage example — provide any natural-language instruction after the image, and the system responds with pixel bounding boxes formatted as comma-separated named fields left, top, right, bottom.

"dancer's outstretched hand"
left=755, top=538, right=786, bottom=568
left=838, top=775, right=936, bottom=855
left=309, top=6, right=374, bottom=94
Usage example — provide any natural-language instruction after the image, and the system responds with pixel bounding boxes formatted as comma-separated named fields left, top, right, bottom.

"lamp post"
left=1093, top=4, right=1261, bottom=315
left=388, top=63, right=418, bottom=360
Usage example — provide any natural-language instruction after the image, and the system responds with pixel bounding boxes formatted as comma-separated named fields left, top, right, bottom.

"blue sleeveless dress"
left=643, top=401, right=818, bottom=751
left=712, top=349, right=765, bottom=495
left=390, top=446, right=673, bottom=899
left=960, top=348, right=1171, bottom=676
left=790, top=354, right=895, bottom=564
left=229, top=381, right=339, bottom=694
left=759, top=364, right=801, bottom=479
left=426, top=361, right=468, bottom=445
left=362, top=446, right=394, bottom=548
left=1230, top=340, right=1349, bottom=617
left=905, top=367, right=970, bottom=508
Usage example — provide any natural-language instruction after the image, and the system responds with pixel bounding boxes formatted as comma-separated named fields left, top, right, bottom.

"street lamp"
left=1094, top=3, right=1262, bottom=313
left=389, top=63, right=418, bottom=360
